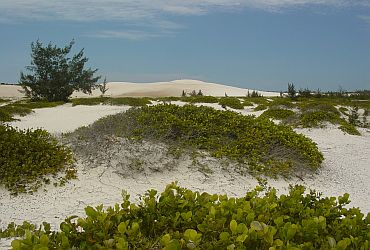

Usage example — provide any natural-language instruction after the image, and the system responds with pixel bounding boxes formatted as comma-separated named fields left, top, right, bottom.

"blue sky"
left=0, top=0, right=370, bottom=91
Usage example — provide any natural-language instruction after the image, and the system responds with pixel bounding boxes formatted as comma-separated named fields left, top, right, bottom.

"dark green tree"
left=20, top=40, right=101, bottom=102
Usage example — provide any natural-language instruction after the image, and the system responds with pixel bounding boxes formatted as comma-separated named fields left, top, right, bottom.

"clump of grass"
left=72, top=104, right=324, bottom=177
left=218, top=97, right=244, bottom=109
left=0, top=125, right=75, bottom=194
left=0, top=98, right=9, bottom=103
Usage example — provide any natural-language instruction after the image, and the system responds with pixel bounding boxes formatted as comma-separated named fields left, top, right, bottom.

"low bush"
left=254, top=104, right=268, bottom=111
left=187, top=96, right=219, bottom=103
left=71, top=97, right=109, bottom=106
left=218, top=97, right=244, bottom=109
left=72, top=104, right=323, bottom=177
left=0, top=125, right=75, bottom=194
left=242, top=100, right=254, bottom=106
left=0, top=100, right=64, bottom=122
left=71, top=97, right=151, bottom=107
left=0, top=105, right=32, bottom=122
left=4, top=183, right=370, bottom=249
left=260, top=109, right=296, bottom=120
left=0, top=98, right=9, bottom=103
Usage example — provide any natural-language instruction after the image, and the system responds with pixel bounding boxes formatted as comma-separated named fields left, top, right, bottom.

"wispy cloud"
left=1, top=0, right=369, bottom=39
left=358, top=15, right=370, bottom=24
left=90, top=30, right=160, bottom=40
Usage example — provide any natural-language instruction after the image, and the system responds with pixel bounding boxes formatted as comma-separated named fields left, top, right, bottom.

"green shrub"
left=71, top=97, right=151, bottom=107
left=109, top=97, right=151, bottom=106
left=299, top=111, right=340, bottom=128
left=0, top=100, right=64, bottom=122
left=0, top=98, right=9, bottom=103
left=218, top=97, right=244, bottom=109
left=71, top=97, right=110, bottom=106
left=254, top=104, right=268, bottom=111
left=300, top=102, right=339, bottom=115
left=11, top=100, right=65, bottom=109
left=187, top=95, right=219, bottom=103
left=6, top=183, right=370, bottom=249
left=261, top=108, right=295, bottom=120
left=0, top=105, right=32, bottom=122
left=269, top=98, right=296, bottom=109
left=0, top=125, right=75, bottom=194
left=242, top=100, right=254, bottom=106
left=339, top=106, right=349, bottom=116
left=72, top=105, right=323, bottom=176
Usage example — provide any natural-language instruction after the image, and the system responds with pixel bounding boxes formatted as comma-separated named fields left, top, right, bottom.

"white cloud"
left=0, top=0, right=369, bottom=39
left=90, top=30, right=160, bottom=40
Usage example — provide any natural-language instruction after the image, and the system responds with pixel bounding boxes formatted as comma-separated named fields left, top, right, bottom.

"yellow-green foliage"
left=261, top=108, right=296, bottom=120
left=254, top=104, right=268, bottom=111
left=74, top=105, right=323, bottom=176
left=0, top=100, right=64, bottom=122
left=0, top=125, right=75, bottom=194
left=186, top=95, right=219, bottom=103
left=71, top=97, right=151, bottom=107
left=269, top=98, right=296, bottom=109
left=5, top=183, right=370, bottom=249
left=218, top=97, right=245, bottom=109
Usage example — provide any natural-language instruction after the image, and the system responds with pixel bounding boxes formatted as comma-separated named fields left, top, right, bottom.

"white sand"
left=0, top=101, right=369, bottom=248
left=8, top=103, right=130, bottom=134
left=0, top=79, right=280, bottom=99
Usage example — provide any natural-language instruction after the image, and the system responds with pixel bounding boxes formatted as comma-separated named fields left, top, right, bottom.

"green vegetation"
left=254, top=104, right=268, bottom=111
left=218, top=97, right=244, bottom=109
left=0, top=98, right=9, bottom=103
left=261, top=108, right=296, bottom=120
left=20, top=40, right=100, bottom=102
left=186, top=95, right=219, bottom=103
left=0, top=125, right=75, bottom=194
left=256, top=98, right=363, bottom=135
left=72, top=104, right=323, bottom=177
left=4, top=183, right=370, bottom=249
left=71, top=97, right=151, bottom=107
left=0, top=100, right=64, bottom=122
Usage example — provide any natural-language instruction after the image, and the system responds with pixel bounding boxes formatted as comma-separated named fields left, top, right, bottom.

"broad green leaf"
left=39, top=234, right=49, bottom=246
left=219, top=232, right=230, bottom=241
left=328, top=236, right=336, bottom=248
left=250, top=221, right=263, bottom=231
left=118, top=222, right=127, bottom=234
left=230, top=220, right=238, bottom=234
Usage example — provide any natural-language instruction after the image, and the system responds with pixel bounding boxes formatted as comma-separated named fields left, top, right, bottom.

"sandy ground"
left=1, top=102, right=369, bottom=249
left=0, top=79, right=280, bottom=99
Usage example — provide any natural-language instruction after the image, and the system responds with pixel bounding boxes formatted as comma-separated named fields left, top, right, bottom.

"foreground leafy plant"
left=4, top=183, right=370, bottom=249
left=0, top=125, right=75, bottom=194
left=72, top=104, right=323, bottom=177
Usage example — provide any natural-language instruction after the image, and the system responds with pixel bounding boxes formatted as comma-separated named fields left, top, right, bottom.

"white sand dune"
left=0, top=79, right=280, bottom=99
